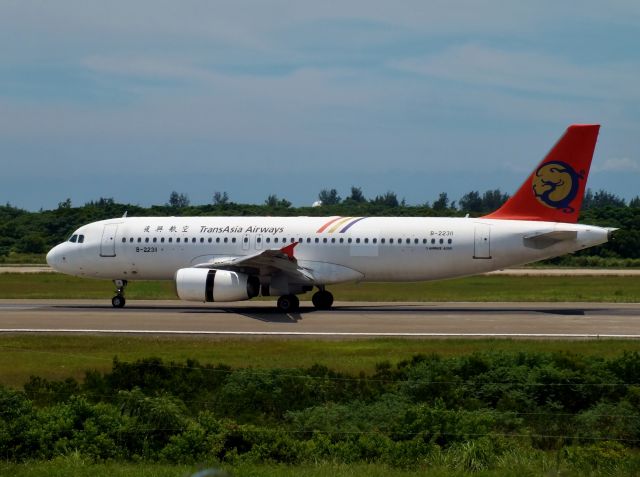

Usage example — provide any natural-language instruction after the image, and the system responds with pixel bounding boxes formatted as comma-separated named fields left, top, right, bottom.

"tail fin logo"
left=532, top=161, right=584, bottom=213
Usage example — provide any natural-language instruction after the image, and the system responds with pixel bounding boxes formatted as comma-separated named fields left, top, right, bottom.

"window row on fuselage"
left=119, top=235, right=454, bottom=246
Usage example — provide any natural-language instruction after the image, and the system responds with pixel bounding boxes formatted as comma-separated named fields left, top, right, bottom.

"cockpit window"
left=69, top=234, right=78, bottom=243
left=77, top=235, right=85, bottom=243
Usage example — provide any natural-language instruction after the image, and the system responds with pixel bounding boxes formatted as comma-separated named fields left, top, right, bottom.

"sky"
left=1, top=1, right=639, bottom=210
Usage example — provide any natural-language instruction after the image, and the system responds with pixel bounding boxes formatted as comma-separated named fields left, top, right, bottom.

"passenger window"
left=339, top=238, right=344, bottom=243
left=448, top=238, right=452, bottom=244
left=423, top=239, right=427, bottom=244
left=356, top=238, right=360, bottom=244
left=372, top=238, right=377, bottom=244
left=389, top=238, right=394, bottom=244
left=177, top=238, right=181, bottom=243
left=129, top=238, right=134, bottom=243
left=168, top=237, right=173, bottom=243
left=208, top=238, right=212, bottom=243
left=381, top=238, right=385, bottom=244
left=274, top=238, right=279, bottom=243
left=145, top=238, right=150, bottom=243
left=331, top=238, right=336, bottom=243
left=137, top=238, right=142, bottom=243
left=406, top=238, right=410, bottom=244
left=256, top=237, right=261, bottom=243
left=323, top=238, right=327, bottom=243
left=161, top=237, right=165, bottom=243
left=348, top=238, right=352, bottom=243
left=244, top=237, right=248, bottom=243
left=315, top=238, right=319, bottom=243
left=192, top=238, right=196, bottom=243
left=121, top=238, right=126, bottom=243
left=232, top=238, right=236, bottom=243
left=431, top=238, right=436, bottom=244
left=306, top=238, right=311, bottom=243
left=364, top=238, right=369, bottom=244
left=200, top=238, right=204, bottom=243
left=266, top=238, right=271, bottom=243
left=224, top=237, right=228, bottom=243
left=439, top=238, right=444, bottom=244
left=414, top=238, right=418, bottom=244
left=152, top=238, right=157, bottom=243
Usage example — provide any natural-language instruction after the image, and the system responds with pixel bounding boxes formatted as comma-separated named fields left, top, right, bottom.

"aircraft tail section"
left=483, top=124, right=600, bottom=223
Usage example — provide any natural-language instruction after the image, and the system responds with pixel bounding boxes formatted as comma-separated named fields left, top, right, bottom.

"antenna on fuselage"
left=122, top=211, right=128, bottom=218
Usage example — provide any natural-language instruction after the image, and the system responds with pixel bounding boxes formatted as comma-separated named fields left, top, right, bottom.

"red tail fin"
left=483, top=124, right=600, bottom=223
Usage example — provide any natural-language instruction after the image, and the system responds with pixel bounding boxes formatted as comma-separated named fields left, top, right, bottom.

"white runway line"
left=1, top=329, right=640, bottom=339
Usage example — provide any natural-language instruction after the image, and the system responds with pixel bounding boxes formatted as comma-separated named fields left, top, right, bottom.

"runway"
left=1, top=300, right=640, bottom=338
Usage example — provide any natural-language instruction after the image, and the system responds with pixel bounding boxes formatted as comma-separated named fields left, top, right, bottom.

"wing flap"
left=193, top=244, right=315, bottom=282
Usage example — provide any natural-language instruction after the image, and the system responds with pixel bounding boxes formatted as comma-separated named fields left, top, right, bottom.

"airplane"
left=46, top=124, right=614, bottom=312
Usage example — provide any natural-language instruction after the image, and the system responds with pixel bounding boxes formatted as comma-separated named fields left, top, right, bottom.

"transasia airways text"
left=199, top=225, right=285, bottom=235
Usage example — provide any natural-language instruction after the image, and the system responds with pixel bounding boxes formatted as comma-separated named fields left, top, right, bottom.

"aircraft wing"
left=192, top=243, right=314, bottom=283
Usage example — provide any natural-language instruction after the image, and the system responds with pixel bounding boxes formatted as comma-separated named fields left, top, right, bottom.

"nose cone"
left=46, top=244, right=65, bottom=271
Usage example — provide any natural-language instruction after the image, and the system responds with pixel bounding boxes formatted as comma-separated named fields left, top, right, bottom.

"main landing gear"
left=312, top=287, right=334, bottom=310
left=276, top=287, right=334, bottom=313
left=112, top=279, right=127, bottom=308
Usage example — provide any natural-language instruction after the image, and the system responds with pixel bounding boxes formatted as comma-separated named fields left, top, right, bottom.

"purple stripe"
left=339, top=217, right=367, bottom=233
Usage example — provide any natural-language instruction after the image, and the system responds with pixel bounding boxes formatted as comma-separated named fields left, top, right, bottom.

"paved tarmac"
left=1, top=300, right=640, bottom=338
left=3, top=266, right=640, bottom=276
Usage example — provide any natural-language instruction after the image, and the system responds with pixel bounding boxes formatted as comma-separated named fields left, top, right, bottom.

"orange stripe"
left=316, top=216, right=343, bottom=233
left=327, top=217, right=353, bottom=233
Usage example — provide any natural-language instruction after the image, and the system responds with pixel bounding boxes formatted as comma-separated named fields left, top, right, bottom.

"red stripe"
left=316, top=216, right=343, bottom=233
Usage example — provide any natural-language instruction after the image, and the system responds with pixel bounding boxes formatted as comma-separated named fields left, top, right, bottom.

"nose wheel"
left=112, top=280, right=127, bottom=308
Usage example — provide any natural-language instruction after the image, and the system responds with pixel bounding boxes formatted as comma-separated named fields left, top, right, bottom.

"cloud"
left=390, top=44, right=640, bottom=101
left=595, top=157, right=640, bottom=173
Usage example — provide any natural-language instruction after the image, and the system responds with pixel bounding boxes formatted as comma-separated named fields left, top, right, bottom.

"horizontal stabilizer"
left=523, top=230, right=578, bottom=249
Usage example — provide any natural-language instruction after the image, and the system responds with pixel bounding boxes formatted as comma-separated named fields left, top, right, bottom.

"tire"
left=312, top=290, right=334, bottom=310
left=112, top=295, right=126, bottom=308
left=277, top=294, right=299, bottom=313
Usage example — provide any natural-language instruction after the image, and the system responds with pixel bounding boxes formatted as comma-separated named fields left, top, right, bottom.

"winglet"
left=280, top=242, right=299, bottom=260
left=483, top=124, right=600, bottom=223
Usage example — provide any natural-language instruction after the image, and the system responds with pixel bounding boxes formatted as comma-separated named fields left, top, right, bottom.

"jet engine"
left=175, top=268, right=260, bottom=302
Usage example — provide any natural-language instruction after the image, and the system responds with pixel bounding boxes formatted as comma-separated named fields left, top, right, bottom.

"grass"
left=1, top=273, right=640, bottom=302
left=2, top=335, right=640, bottom=387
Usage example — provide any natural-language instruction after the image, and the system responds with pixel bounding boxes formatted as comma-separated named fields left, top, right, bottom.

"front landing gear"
left=312, top=288, right=334, bottom=310
left=277, top=294, right=300, bottom=313
left=112, top=279, right=127, bottom=308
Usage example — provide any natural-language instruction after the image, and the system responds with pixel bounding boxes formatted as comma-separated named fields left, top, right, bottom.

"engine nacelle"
left=175, top=268, right=260, bottom=302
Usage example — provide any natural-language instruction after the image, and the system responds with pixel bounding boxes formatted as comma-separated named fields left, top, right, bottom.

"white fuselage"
left=46, top=216, right=610, bottom=285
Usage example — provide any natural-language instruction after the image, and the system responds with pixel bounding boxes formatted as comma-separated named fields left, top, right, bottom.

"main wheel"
left=277, top=294, right=299, bottom=313
left=112, top=295, right=126, bottom=308
left=312, top=290, right=334, bottom=310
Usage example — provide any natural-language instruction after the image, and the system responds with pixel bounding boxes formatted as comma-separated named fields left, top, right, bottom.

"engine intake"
left=175, top=268, right=260, bottom=302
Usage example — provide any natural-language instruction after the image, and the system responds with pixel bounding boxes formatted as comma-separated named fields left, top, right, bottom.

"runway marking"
left=1, top=329, right=640, bottom=339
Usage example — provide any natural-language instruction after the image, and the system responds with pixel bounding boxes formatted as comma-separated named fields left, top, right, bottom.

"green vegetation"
left=1, top=272, right=640, bottom=302
left=3, top=349, right=640, bottom=475
left=4, top=336, right=640, bottom=388
left=1, top=187, right=640, bottom=266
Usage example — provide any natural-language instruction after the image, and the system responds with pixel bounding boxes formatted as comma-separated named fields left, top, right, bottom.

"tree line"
left=2, top=351, right=640, bottom=471
left=1, top=188, right=640, bottom=265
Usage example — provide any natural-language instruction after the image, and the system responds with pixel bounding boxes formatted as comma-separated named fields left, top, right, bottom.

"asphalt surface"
left=1, top=300, right=640, bottom=338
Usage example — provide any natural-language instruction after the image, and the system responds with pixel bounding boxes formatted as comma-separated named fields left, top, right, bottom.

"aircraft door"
left=473, top=225, right=491, bottom=259
left=255, top=234, right=263, bottom=250
left=100, top=224, right=118, bottom=257
left=242, top=233, right=250, bottom=251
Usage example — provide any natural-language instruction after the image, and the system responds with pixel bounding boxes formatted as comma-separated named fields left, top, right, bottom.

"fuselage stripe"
left=339, top=217, right=367, bottom=233
left=327, top=217, right=354, bottom=233
left=316, top=216, right=344, bottom=233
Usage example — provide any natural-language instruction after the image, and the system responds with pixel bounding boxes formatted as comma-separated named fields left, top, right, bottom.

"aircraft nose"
left=46, top=244, right=65, bottom=271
